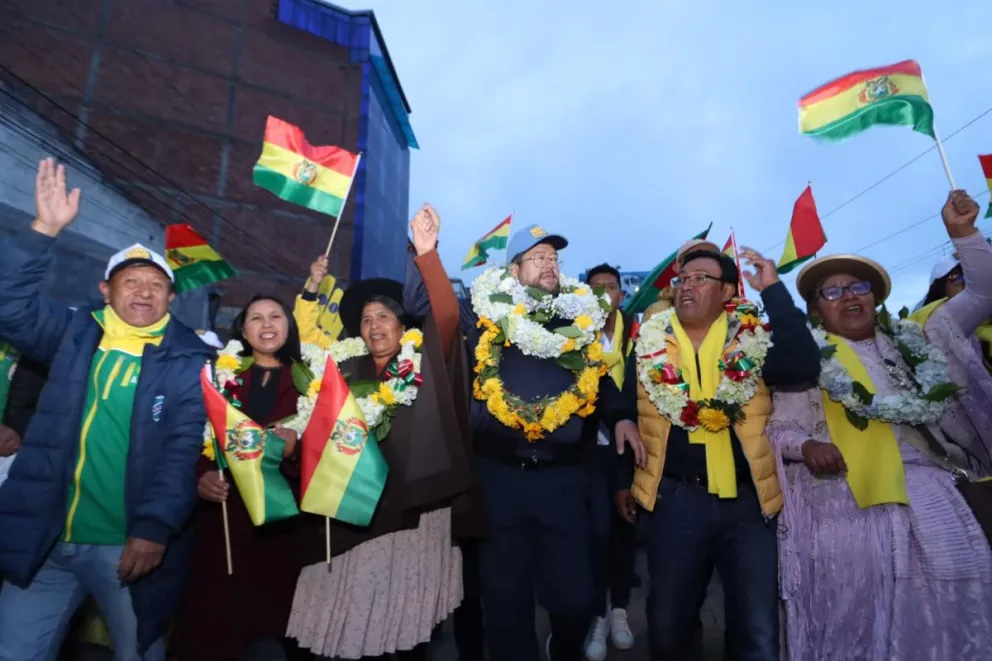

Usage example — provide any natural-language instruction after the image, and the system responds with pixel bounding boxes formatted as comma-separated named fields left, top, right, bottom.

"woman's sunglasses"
left=819, top=280, right=871, bottom=302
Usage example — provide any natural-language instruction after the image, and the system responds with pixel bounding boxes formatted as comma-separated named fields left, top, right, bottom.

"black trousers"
left=589, top=444, right=637, bottom=614
left=645, top=479, right=778, bottom=661
left=476, top=458, right=594, bottom=661
left=452, top=540, right=485, bottom=661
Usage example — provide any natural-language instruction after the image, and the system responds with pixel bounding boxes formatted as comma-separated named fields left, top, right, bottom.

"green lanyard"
left=0, top=343, right=19, bottom=425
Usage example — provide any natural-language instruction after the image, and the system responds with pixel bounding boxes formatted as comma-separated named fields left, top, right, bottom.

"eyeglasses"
left=818, top=280, right=871, bottom=301
left=947, top=272, right=965, bottom=285
left=671, top=273, right=722, bottom=289
left=520, top=254, right=562, bottom=268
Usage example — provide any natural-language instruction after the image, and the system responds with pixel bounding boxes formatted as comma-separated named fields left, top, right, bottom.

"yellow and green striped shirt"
left=63, top=308, right=170, bottom=545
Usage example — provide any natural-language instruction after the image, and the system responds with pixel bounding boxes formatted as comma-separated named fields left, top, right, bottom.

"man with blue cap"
left=403, top=207, right=640, bottom=661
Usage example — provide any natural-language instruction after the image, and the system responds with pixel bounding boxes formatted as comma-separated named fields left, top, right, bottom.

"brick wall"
left=0, top=0, right=366, bottom=309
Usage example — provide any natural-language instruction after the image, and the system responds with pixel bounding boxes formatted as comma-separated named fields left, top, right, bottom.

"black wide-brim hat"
left=340, top=278, right=411, bottom=338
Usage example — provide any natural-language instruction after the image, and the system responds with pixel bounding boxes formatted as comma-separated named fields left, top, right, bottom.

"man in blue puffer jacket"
left=0, top=158, right=213, bottom=660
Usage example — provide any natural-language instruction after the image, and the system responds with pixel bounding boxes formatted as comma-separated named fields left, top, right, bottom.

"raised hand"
left=410, top=203, right=440, bottom=256
left=941, top=190, right=980, bottom=239
left=32, top=158, right=81, bottom=237
left=306, top=255, right=329, bottom=293
left=738, top=246, right=780, bottom=293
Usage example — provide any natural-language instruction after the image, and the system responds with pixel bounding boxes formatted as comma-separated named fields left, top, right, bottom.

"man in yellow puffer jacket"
left=612, top=247, right=820, bottom=660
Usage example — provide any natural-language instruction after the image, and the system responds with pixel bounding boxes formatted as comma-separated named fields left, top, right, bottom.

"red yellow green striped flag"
left=300, top=356, right=388, bottom=526
left=165, top=224, right=236, bottom=293
left=201, top=366, right=300, bottom=525
left=462, top=215, right=512, bottom=270
left=799, top=60, right=935, bottom=141
left=778, top=185, right=827, bottom=274
left=253, top=116, right=360, bottom=218
left=721, top=231, right=745, bottom=298
left=980, top=154, right=992, bottom=219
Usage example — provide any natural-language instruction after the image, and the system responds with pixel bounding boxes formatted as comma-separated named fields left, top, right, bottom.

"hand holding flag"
left=941, top=190, right=981, bottom=238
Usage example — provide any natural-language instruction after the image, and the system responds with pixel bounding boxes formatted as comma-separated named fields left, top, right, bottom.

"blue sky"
left=338, top=0, right=992, bottom=311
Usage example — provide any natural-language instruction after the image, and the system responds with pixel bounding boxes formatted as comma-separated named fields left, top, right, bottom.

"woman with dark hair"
left=917, top=255, right=992, bottom=366
left=171, top=295, right=318, bottom=661
left=286, top=205, right=474, bottom=660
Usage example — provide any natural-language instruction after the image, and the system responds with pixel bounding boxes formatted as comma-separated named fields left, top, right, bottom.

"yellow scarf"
left=908, top=297, right=946, bottom=328
left=602, top=314, right=626, bottom=389
left=821, top=334, right=908, bottom=508
left=94, top=306, right=170, bottom=355
left=670, top=312, right=737, bottom=499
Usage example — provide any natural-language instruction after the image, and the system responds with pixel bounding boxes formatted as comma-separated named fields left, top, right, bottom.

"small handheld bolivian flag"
left=165, top=224, right=236, bottom=293
left=201, top=366, right=300, bottom=525
left=253, top=116, right=360, bottom=218
left=799, top=60, right=935, bottom=141
left=300, top=356, right=388, bottom=526
left=462, top=215, right=512, bottom=270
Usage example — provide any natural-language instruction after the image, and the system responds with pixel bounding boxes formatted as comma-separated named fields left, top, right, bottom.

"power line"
left=0, top=58, right=313, bottom=277
left=763, top=105, right=992, bottom=254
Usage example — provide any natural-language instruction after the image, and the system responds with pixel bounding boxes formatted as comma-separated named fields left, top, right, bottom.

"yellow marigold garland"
left=473, top=319, right=607, bottom=442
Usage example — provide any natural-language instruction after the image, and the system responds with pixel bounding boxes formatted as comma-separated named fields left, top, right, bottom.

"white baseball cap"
left=928, top=255, right=960, bottom=286
left=105, top=244, right=174, bottom=283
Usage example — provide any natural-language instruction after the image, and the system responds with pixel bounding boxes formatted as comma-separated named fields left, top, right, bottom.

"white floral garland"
left=285, top=329, right=424, bottom=436
left=635, top=307, right=772, bottom=430
left=470, top=267, right=609, bottom=358
left=812, top=319, right=955, bottom=426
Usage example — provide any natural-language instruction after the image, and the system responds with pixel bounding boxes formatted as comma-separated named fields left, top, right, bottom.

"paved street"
left=75, top=551, right=727, bottom=661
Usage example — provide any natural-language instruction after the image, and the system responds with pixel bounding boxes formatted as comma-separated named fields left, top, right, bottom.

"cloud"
left=336, top=0, right=992, bottom=289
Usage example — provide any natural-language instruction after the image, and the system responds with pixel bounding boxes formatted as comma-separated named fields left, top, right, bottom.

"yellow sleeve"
left=294, top=295, right=331, bottom=349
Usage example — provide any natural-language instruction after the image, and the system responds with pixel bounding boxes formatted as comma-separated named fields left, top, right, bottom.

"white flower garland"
left=812, top=319, right=956, bottom=426
left=470, top=267, right=609, bottom=359
left=635, top=307, right=772, bottom=431
left=286, top=329, right=424, bottom=436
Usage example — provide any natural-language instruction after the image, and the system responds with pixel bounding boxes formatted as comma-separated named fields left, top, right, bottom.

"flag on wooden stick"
left=253, top=116, right=360, bottom=218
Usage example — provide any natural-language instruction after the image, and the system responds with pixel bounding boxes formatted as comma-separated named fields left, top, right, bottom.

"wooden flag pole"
left=324, top=152, right=363, bottom=258
left=219, top=471, right=233, bottom=575
left=921, top=75, right=956, bottom=190
left=932, top=126, right=957, bottom=190
left=206, top=361, right=234, bottom=575
left=325, top=517, right=332, bottom=568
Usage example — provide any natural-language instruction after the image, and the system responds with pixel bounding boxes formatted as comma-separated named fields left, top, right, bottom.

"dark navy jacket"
left=403, top=255, right=632, bottom=464
left=0, top=230, right=213, bottom=651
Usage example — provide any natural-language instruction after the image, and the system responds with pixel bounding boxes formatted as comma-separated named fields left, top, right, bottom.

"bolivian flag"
left=201, top=367, right=300, bottom=525
left=778, top=185, right=827, bottom=274
left=462, top=215, right=512, bottom=270
left=300, top=356, right=388, bottom=526
left=799, top=60, right=935, bottom=141
left=253, top=116, right=360, bottom=218
left=980, top=154, right=992, bottom=219
left=165, top=224, right=236, bottom=293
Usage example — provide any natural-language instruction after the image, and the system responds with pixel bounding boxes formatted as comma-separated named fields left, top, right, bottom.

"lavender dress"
left=768, top=232, right=992, bottom=661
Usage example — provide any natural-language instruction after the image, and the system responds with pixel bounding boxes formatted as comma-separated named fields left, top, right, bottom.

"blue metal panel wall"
left=276, top=0, right=414, bottom=283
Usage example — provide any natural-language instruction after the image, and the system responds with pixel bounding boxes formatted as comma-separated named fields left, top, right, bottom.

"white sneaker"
left=610, top=608, right=635, bottom=650
left=584, top=616, right=610, bottom=661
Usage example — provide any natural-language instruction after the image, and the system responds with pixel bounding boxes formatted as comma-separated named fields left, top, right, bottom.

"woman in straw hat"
left=767, top=190, right=992, bottom=660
